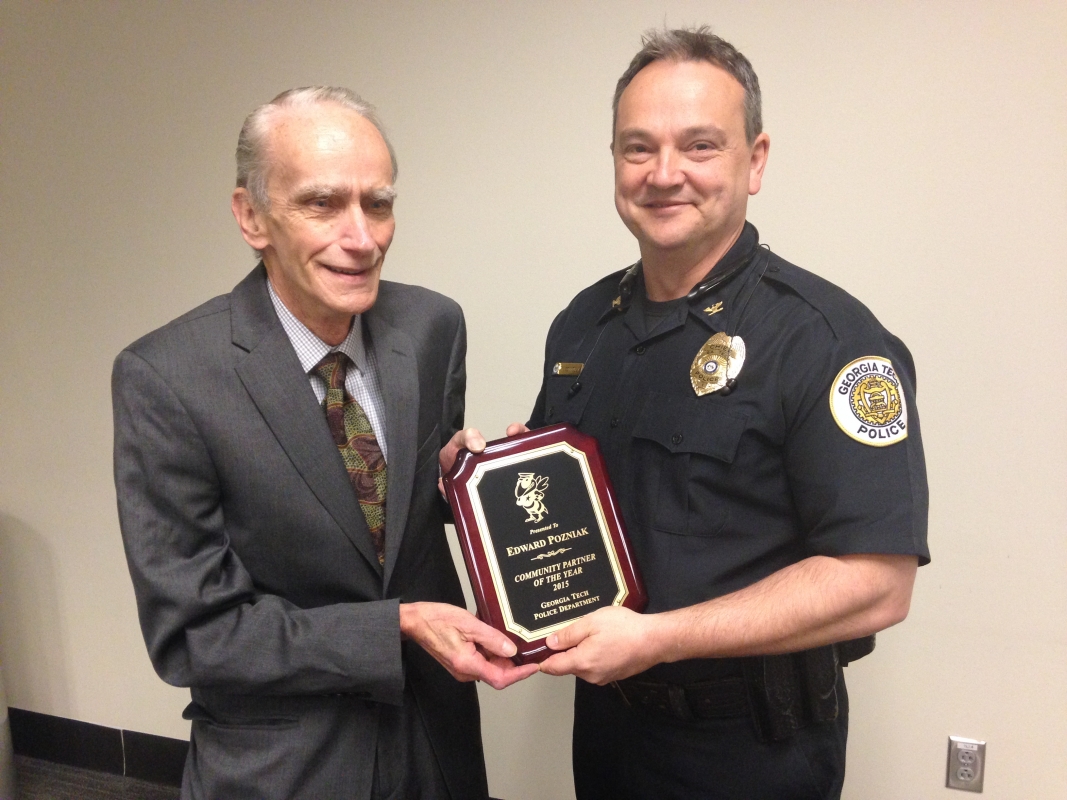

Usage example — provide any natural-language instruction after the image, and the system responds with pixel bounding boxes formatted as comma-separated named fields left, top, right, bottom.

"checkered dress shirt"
left=267, top=279, right=389, bottom=462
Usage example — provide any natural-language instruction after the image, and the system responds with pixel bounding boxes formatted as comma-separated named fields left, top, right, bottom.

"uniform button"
left=609, top=417, right=620, bottom=428
left=547, top=405, right=555, bottom=417
left=671, top=433, right=683, bottom=445
left=635, top=345, right=647, bottom=355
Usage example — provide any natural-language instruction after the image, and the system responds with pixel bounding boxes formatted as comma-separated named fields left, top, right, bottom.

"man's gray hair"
left=612, top=26, right=762, bottom=144
left=236, top=86, right=398, bottom=211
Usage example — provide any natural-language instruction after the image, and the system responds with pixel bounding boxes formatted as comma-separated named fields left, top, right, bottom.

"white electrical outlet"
left=947, top=736, right=985, bottom=792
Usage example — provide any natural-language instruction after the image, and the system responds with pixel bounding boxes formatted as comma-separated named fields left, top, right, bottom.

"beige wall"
left=1, top=1, right=1065, bottom=797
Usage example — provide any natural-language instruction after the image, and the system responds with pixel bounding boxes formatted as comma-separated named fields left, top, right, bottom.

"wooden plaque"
left=443, top=423, right=647, bottom=664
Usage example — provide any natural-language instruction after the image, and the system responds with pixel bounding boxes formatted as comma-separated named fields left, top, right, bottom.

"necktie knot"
left=313, top=351, right=349, bottom=390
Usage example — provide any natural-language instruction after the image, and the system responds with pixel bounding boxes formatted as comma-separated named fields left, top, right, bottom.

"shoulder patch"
left=829, top=357, right=908, bottom=446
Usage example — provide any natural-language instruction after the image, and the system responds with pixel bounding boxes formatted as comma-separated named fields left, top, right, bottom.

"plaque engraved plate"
left=443, top=423, right=647, bottom=663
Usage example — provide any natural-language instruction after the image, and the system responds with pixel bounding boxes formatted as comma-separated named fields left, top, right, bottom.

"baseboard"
left=8, top=708, right=187, bottom=787
left=9, top=707, right=508, bottom=796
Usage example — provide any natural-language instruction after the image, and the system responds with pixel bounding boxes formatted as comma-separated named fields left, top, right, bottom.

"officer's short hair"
left=236, top=86, right=398, bottom=212
left=612, top=26, right=763, bottom=145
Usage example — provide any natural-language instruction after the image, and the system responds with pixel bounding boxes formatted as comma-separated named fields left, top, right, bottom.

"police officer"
left=443, top=26, right=929, bottom=800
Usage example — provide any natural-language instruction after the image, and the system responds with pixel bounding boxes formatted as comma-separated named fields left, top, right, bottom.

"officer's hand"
left=538, top=606, right=662, bottom=685
left=505, top=422, right=529, bottom=437
left=399, top=602, right=539, bottom=690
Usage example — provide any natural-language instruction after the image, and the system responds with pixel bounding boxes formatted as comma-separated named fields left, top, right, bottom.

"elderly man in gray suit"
left=112, top=86, right=537, bottom=800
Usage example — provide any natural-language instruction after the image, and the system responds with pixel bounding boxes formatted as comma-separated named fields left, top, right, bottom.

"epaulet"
left=566, top=266, right=631, bottom=308
left=762, top=255, right=883, bottom=342
left=593, top=267, right=630, bottom=288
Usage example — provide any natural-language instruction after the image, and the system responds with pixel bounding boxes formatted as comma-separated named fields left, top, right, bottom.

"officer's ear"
left=748, top=132, right=771, bottom=196
left=232, top=188, right=271, bottom=251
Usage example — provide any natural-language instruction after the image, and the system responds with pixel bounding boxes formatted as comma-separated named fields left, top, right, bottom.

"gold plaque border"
left=466, top=441, right=629, bottom=641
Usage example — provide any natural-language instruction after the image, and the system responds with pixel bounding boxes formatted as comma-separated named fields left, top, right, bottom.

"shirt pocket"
left=632, top=393, right=749, bottom=536
left=542, top=373, right=594, bottom=426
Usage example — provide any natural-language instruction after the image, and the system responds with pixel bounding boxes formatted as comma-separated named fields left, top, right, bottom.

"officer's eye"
left=621, top=142, right=653, bottom=162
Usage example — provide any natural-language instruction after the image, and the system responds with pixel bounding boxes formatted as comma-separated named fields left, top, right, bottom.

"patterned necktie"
left=313, top=352, right=387, bottom=565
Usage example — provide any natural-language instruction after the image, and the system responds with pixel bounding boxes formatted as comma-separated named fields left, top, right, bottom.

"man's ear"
left=748, top=132, right=771, bottom=196
left=231, top=188, right=270, bottom=250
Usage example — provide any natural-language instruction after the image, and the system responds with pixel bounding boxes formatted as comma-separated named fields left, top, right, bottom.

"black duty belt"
left=611, top=676, right=749, bottom=721
left=610, top=638, right=873, bottom=738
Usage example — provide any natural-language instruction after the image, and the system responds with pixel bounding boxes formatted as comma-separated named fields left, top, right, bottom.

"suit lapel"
left=230, top=267, right=384, bottom=575
left=365, top=307, right=419, bottom=590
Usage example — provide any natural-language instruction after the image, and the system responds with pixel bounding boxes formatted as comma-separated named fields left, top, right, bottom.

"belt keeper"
left=667, top=684, right=694, bottom=721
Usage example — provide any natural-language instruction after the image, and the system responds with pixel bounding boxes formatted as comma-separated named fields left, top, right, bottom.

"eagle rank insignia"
left=691, top=332, right=746, bottom=396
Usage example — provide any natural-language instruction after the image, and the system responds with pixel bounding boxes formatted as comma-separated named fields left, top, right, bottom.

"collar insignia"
left=704, top=302, right=724, bottom=316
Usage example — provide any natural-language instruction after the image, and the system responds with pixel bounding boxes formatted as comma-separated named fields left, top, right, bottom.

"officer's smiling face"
left=613, top=59, right=769, bottom=268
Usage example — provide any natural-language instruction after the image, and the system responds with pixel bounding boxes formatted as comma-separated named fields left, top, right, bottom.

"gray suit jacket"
left=113, top=265, right=486, bottom=799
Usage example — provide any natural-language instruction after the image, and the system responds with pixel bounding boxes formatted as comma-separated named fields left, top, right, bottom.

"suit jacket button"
left=671, top=433, right=683, bottom=445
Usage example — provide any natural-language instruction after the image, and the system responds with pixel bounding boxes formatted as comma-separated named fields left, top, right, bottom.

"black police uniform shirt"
left=527, top=222, right=930, bottom=682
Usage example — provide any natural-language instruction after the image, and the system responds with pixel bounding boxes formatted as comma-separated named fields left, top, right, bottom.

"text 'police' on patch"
left=829, top=356, right=908, bottom=447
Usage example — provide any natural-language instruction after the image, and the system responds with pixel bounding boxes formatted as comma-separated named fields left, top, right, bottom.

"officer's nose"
left=648, top=148, right=684, bottom=189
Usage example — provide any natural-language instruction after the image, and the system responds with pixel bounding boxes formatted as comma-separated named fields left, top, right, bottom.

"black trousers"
left=572, top=678, right=848, bottom=800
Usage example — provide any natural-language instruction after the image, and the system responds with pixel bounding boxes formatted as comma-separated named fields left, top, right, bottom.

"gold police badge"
left=691, top=332, right=746, bottom=396
left=829, top=356, right=908, bottom=446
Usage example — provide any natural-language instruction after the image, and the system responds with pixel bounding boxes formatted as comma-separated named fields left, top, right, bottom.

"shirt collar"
left=618, top=222, right=761, bottom=340
left=266, top=278, right=367, bottom=375
left=686, top=222, right=761, bottom=334
left=602, top=222, right=759, bottom=326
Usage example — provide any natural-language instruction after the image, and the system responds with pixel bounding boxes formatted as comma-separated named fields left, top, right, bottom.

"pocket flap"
left=633, top=393, right=749, bottom=464
left=543, top=375, right=594, bottom=426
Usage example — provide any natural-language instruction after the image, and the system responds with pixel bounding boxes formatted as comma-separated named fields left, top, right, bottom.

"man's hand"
left=538, top=606, right=662, bottom=685
left=399, top=602, right=539, bottom=690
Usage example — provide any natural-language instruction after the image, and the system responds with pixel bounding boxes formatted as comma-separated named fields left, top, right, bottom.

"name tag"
left=552, top=362, right=583, bottom=377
